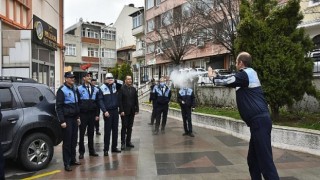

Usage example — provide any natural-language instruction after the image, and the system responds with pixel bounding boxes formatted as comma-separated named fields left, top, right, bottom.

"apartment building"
left=129, top=7, right=146, bottom=85
left=0, top=0, right=64, bottom=91
left=64, top=19, right=116, bottom=84
left=145, top=0, right=231, bottom=81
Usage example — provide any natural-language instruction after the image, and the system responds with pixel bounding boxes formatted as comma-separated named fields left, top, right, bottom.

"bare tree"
left=189, top=0, right=240, bottom=59
left=145, top=5, right=199, bottom=66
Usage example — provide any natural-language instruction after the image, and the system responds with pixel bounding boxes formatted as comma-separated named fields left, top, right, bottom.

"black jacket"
left=152, top=84, right=171, bottom=105
left=177, top=88, right=195, bottom=108
left=119, top=84, right=139, bottom=115
left=56, top=83, right=80, bottom=123
left=149, top=84, right=156, bottom=103
left=99, top=82, right=122, bottom=112
left=76, top=84, right=100, bottom=116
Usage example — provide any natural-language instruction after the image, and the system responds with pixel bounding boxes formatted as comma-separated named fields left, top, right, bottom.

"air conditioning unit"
left=155, top=48, right=164, bottom=55
left=197, top=39, right=205, bottom=48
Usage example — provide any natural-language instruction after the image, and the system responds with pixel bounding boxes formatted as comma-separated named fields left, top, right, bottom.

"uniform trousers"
left=62, top=116, right=78, bottom=167
left=247, top=114, right=279, bottom=180
left=0, top=143, right=4, bottom=179
left=155, top=104, right=169, bottom=131
left=150, top=101, right=157, bottom=124
left=79, top=111, right=96, bottom=154
left=103, top=109, right=119, bottom=152
left=181, top=105, right=192, bottom=133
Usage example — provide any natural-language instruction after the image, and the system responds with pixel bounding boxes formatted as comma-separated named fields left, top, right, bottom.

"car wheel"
left=19, top=133, right=53, bottom=171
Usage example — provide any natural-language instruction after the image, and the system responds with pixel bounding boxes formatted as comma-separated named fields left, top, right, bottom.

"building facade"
left=64, top=19, right=117, bottom=84
left=0, top=0, right=64, bottom=91
left=144, top=0, right=232, bottom=81
left=129, top=7, right=146, bottom=85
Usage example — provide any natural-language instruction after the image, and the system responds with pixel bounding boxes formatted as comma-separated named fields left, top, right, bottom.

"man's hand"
left=120, top=112, right=125, bottom=116
left=181, top=101, right=185, bottom=104
left=77, top=118, right=81, bottom=126
left=192, top=107, right=195, bottom=111
left=61, top=122, right=67, bottom=128
left=208, top=66, right=217, bottom=79
left=104, top=111, right=110, bottom=117
left=95, top=116, right=99, bottom=121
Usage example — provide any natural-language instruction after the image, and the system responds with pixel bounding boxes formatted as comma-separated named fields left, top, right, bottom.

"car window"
left=42, top=87, right=55, bottom=101
left=18, top=86, right=43, bottom=107
left=0, top=88, right=17, bottom=110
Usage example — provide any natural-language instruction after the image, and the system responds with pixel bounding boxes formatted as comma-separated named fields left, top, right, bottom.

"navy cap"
left=83, top=71, right=93, bottom=77
left=91, top=78, right=97, bottom=81
left=64, top=71, right=75, bottom=78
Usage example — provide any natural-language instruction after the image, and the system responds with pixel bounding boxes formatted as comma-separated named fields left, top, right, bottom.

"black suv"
left=0, top=77, right=62, bottom=171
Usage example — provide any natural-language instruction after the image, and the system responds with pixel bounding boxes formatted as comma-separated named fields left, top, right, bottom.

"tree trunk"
left=271, top=104, right=280, bottom=121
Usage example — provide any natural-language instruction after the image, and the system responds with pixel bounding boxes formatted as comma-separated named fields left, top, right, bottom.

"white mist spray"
left=169, top=69, right=207, bottom=89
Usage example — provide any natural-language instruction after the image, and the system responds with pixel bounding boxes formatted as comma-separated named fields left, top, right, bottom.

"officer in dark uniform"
left=177, top=86, right=195, bottom=137
left=91, top=79, right=102, bottom=135
left=77, top=72, right=99, bottom=159
left=152, top=77, right=171, bottom=135
left=148, top=78, right=156, bottom=125
left=56, top=72, right=81, bottom=171
left=119, top=75, right=139, bottom=150
left=0, top=103, right=4, bottom=179
left=210, top=52, right=279, bottom=180
left=99, top=73, right=122, bottom=156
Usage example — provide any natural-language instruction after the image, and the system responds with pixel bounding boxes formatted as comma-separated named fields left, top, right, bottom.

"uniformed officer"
left=91, top=79, right=102, bottom=135
left=177, top=86, right=195, bottom=137
left=152, top=77, right=171, bottom=135
left=209, top=52, right=279, bottom=180
left=77, top=72, right=100, bottom=159
left=99, top=73, right=122, bottom=156
left=148, top=78, right=156, bottom=125
left=56, top=72, right=81, bottom=171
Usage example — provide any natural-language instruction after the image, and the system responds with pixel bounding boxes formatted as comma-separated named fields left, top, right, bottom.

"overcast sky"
left=64, top=0, right=144, bottom=28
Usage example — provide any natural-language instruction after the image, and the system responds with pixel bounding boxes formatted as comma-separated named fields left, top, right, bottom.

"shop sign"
left=32, top=15, right=57, bottom=51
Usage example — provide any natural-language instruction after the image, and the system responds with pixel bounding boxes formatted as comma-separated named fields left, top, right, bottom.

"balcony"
left=132, top=49, right=145, bottom=58
left=101, top=58, right=117, bottom=68
left=132, top=25, right=144, bottom=36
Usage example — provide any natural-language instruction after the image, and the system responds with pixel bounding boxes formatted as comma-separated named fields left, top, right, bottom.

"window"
left=136, top=40, right=145, bottom=50
left=18, top=87, right=43, bottom=107
left=147, top=19, right=154, bottom=32
left=65, top=43, right=76, bottom=56
left=155, top=16, right=161, bottom=30
left=101, top=29, right=116, bottom=40
left=156, top=0, right=161, bottom=6
left=146, top=43, right=155, bottom=54
left=161, top=10, right=173, bottom=26
left=82, top=28, right=99, bottom=38
left=88, top=48, right=99, bottom=57
left=0, top=88, right=17, bottom=109
left=101, top=48, right=116, bottom=58
left=182, top=3, right=192, bottom=18
left=147, top=0, right=154, bottom=9
left=133, top=13, right=143, bottom=29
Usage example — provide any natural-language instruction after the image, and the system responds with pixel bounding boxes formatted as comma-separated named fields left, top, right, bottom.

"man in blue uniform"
left=77, top=72, right=100, bottom=159
left=152, top=77, right=171, bottom=135
left=56, top=72, right=81, bottom=171
left=177, top=86, right=195, bottom=137
left=209, top=52, right=279, bottom=180
left=99, top=73, right=122, bottom=156
left=91, top=79, right=102, bottom=136
left=148, top=78, right=156, bottom=125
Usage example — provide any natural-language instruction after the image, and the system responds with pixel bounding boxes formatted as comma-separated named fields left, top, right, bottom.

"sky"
left=64, top=0, right=144, bottom=28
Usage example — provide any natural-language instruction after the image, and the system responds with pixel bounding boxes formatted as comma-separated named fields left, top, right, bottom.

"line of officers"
left=56, top=71, right=139, bottom=172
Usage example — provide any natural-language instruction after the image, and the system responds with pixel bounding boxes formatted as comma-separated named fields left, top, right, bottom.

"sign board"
left=32, top=15, right=57, bottom=51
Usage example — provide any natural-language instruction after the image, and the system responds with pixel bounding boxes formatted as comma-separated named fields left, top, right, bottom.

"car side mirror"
left=39, top=96, right=44, bottom=102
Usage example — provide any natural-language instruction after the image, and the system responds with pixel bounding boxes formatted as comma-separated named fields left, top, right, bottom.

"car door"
left=0, top=84, right=24, bottom=152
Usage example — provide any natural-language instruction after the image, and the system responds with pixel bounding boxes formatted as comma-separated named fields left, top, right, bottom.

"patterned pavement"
left=5, top=110, right=320, bottom=179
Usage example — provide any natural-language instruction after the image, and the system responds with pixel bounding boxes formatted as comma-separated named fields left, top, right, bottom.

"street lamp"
left=98, top=23, right=113, bottom=84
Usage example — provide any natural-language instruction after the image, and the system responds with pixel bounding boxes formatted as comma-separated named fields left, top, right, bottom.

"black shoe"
left=111, top=148, right=121, bottom=153
left=65, top=165, right=72, bottom=171
left=89, top=152, right=99, bottom=157
left=126, top=142, right=134, bottom=148
left=182, top=132, right=188, bottom=136
left=70, top=161, right=81, bottom=166
left=96, top=132, right=101, bottom=135
left=189, top=133, right=195, bottom=137
left=121, top=144, right=126, bottom=150
left=79, top=154, right=84, bottom=159
left=148, top=123, right=153, bottom=125
left=104, top=151, right=108, bottom=156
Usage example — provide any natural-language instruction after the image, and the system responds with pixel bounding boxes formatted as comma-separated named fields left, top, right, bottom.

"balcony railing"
left=132, top=25, right=144, bottom=36
left=101, top=58, right=117, bottom=68
left=132, top=49, right=145, bottom=58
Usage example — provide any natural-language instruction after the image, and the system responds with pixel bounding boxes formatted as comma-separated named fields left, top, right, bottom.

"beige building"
left=0, top=0, right=64, bottom=91
left=64, top=19, right=117, bottom=84
left=145, top=0, right=231, bottom=81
